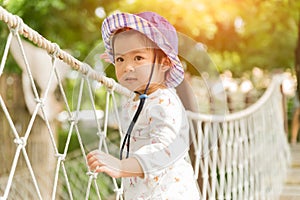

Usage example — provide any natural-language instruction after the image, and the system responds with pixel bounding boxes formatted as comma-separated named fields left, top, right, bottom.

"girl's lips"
left=125, top=77, right=137, bottom=82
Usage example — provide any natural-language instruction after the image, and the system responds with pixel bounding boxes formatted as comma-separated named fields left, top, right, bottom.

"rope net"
left=187, top=76, right=290, bottom=200
left=0, top=6, right=290, bottom=200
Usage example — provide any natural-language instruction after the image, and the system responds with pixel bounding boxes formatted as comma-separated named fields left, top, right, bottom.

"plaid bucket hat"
left=101, top=11, right=184, bottom=88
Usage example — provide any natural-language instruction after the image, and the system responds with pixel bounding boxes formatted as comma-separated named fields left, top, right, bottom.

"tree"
left=2, top=0, right=299, bottom=76
left=295, top=12, right=300, bottom=101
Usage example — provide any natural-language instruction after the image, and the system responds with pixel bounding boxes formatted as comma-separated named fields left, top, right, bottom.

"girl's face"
left=113, top=30, right=170, bottom=93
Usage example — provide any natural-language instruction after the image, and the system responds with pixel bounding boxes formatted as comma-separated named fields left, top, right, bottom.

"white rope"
left=0, top=32, right=12, bottom=76
left=0, top=6, right=132, bottom=97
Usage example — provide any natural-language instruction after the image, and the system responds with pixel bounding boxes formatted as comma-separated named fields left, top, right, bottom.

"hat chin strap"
left=120, top=55, right=156, bottom=160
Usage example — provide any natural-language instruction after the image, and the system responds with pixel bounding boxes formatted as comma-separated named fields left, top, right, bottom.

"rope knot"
left=50, top=43, right=60, bottom=58
left=9, top=15, right=23, bottom=35
left=80, top=63, right=91, bottom=76
left=114, top=188, right=123, bottom=195
left=14, top=137, right=26, bottom=147
left=106, top=78, right=117, bottom=93
left=87, top=171, right=98, bottom=179
left=97, top=131, right=105, bottom=138
left=55, top=153, right=66, bottom=161
left=195, top=149, right=201, bottom=158
left=35, top=98, right=45, bottom=107
left=68, top=115, right=78, bottom=124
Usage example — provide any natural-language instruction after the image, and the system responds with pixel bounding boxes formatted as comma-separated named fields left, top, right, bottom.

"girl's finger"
left=89, top=163, right=99, bottom=171
left=87, top=153, right=100, bottom=167
left=87, top=151, right=96, bottom=159
left=95, top=165, right=104, bottom=173
left=89, top=159, right=104, bottom=171
left=87, top=150, right=101, bottom=161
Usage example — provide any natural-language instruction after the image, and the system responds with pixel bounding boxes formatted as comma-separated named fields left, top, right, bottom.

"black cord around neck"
left=120, top=55, right=156, bottom=160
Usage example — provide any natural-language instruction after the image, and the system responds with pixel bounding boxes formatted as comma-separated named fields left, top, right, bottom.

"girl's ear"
left=161, top=57, right=172, bottom=72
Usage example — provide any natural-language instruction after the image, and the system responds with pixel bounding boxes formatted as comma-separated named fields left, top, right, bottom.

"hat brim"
left=101, top=12, right=184, bottom=88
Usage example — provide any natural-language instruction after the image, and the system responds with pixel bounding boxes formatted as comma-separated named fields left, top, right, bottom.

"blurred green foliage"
left=0, top=0, right=299, bottom=76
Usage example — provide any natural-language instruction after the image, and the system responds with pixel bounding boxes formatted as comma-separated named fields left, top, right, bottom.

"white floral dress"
left=120, top=88, right=200, bottom=200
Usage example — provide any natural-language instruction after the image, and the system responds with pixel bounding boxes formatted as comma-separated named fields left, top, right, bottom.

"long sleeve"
left=131, top=91, right=190, bottom=178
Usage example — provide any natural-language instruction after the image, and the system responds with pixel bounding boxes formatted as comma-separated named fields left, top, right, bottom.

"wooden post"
left=0, top=73, right=56, bottom=199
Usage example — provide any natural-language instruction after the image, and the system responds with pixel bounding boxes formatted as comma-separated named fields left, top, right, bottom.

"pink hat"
left=101, top=11, right=184, bottom=88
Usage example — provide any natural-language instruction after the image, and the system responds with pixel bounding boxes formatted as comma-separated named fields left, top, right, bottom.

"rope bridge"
left=0, top=6, right=290, bottom=200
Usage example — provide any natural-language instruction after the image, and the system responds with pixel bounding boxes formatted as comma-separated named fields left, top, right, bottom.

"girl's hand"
left=87, top=150, right=122, bottom=178
left=87, top=150, right=144, bottom=178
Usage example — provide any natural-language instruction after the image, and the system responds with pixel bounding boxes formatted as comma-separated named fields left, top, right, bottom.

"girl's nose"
left=124, top=63, right=135, bottom=72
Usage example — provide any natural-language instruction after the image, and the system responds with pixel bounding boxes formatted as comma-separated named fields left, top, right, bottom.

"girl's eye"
left=134, top=56, right=144, bottom=61
left=115, top=57, right=124, bottom=62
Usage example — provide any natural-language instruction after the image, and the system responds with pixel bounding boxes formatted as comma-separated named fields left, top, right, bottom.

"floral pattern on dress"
left=121, top=88, right=200, bottom=200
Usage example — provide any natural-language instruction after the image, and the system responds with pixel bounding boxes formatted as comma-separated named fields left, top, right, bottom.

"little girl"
left=87, top=11, right=200, bottom=199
